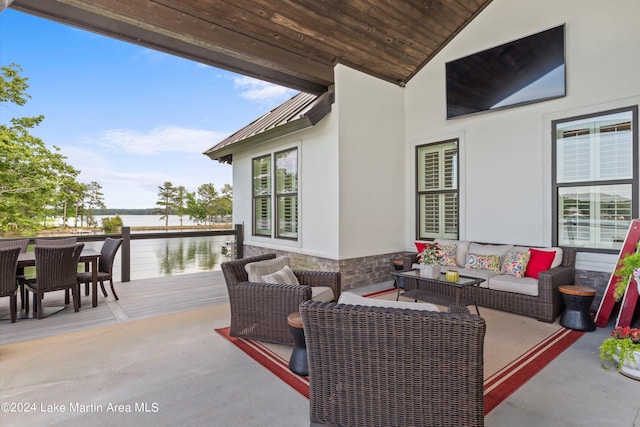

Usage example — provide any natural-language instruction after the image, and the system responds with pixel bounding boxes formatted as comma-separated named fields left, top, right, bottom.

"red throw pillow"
left=524, top=248, right=556, bottom=279
left=415, top=242, right=427, bottom=253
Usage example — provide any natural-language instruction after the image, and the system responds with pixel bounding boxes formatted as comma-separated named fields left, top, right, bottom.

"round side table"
left=287, top=311, right=308, bottom=376
left=558, top=285, right=597, bottom=331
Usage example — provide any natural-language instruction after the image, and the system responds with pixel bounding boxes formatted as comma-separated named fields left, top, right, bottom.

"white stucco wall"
left=232, top=103, right=341, bottom=259
left=404, top=0, right=640, bottom=270
left=334, top=65, right=406, bottom=259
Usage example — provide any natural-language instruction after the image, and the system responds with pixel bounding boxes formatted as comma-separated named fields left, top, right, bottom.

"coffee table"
left=391, top=269, right=484, bottom=315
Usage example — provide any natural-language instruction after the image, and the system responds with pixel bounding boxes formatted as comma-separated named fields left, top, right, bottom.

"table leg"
left=92, top=258, right=98, bottom=307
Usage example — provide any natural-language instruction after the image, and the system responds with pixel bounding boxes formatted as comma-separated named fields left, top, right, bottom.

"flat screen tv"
left=446, top=25, right=565, bottom=119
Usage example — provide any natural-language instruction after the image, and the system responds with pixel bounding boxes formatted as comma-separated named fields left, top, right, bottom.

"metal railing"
left=11, top=224, right=244, bottom=282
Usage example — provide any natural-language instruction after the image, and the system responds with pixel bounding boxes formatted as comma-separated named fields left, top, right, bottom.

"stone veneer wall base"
left=242, top=246, right=408, bottom=291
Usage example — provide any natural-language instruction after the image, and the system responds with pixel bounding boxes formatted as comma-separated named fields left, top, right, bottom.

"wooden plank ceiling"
left=9, top=0, right=493, bottom=94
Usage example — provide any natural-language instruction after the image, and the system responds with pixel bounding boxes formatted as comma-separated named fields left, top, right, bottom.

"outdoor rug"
left=215, top=289, right=584, bottom=415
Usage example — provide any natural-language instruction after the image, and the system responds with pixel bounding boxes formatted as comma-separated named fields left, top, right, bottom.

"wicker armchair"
left=221, top=254, right=341, bottom=345
left=300, top=300, right=486, bottom=427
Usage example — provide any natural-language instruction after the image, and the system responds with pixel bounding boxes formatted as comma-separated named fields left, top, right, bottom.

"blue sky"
left=0, top=9, right=298, bottom=209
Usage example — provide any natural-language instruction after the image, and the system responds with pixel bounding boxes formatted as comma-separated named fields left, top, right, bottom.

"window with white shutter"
left=251, top=147, right=299, bottom=240
left=417, top=140, right=458, bottom=239
left=553, top=107, right=637, bottom=251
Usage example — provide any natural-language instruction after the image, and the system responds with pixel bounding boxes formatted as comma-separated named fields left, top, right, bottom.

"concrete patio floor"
left=0, top=272, right=638, bottom=426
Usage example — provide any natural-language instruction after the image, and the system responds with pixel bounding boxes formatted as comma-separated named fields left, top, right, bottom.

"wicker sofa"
left=300, top=299, right=486, bottom=427
left=398, top=240, right=576, bottom=323
left=221, top=253, right=341, bottom=345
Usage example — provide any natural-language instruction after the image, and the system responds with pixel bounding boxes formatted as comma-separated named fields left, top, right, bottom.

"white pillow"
left=245, top=256, right=290, bottom=282
left=337, top=292, right=439, bottom=312
left=261, top=264, right=300, bottom=286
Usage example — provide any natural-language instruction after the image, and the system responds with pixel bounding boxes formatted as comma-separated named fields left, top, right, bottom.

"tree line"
left=155, top=181, right=232, bottom=226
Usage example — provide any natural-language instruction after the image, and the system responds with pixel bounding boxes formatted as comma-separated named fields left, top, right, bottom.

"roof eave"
left=204, top=91, right=333, bottom=164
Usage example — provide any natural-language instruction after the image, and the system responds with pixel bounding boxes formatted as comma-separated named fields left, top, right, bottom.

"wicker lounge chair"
left=221, top=254, right=341, bottom=345
left=300, top=300, right=487, bottom=427
left=25, top=243, right=84, bottom=319
left=0, top=247, right=22, bottom=323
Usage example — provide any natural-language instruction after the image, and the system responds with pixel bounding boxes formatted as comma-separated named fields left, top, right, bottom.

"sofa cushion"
left=488, top=274, right=539, bottom=297
left=261, top=264, right=300, bottom=285
left=501, top=248, right=531, bottom=278
left=525, top=249, right=556, bottom=279
left=435, top=239, right=470, bottom=267
left=245, top=256, right=290, bottom=282
left=338, top=291, right=439, bottom=311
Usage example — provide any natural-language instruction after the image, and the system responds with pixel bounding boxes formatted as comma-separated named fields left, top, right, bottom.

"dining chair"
left=24, top=243, right=85, bottom=319
left=0, top=239, right=29, bottom=308
left=0, top=247, right=22, bottom=323
left=34, top=237, right=77, bottom=246
left=78, top=237, right=123, bottom=302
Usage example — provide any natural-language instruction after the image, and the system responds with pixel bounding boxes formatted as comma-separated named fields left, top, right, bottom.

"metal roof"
left=204, top=91, right=334, bottom=164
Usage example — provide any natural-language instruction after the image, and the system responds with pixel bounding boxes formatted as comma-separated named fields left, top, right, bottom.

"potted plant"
left=599, top=326, right=640, bottom=380
left=417, top=242, right=444, bottom=279
left=612, top=242, right=640, bottom=301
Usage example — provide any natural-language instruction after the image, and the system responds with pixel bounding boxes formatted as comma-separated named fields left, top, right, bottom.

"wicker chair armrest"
left=293, top=270, right=341, bottom=301
left=401, top=253, right=419, bottom=270
left=537, top=265, right=575, bottom=301
left=228, top=281, right=312, bottom=304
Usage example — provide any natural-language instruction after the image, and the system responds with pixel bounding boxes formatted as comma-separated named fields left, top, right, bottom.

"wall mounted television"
left=446, top=24, right=566, bottom=119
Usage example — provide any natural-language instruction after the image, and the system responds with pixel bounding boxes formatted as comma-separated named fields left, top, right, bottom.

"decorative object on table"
left=599, top=326, right=640, bottom=380
left=417, top=242, right=444, bottom=279
left=445, top=270, right=459, bottom=283
left=612, top=242, right=640, bottom=301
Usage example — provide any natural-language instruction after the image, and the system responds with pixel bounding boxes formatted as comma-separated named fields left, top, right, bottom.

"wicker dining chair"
left=0, top=247, right=22, bottom=323
left=24, top=243, right=84, bottom=319
left=300, top=300, right=487, bottom=427
left=221, top=254, right=341, bottom=345
left=34, top=237, right=77, bottom=246
left=77, top=237, right=123, bottom=302
left=0, top=239, right=29, bottom=308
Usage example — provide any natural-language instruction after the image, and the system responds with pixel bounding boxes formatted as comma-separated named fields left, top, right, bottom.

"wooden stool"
left=287, top=312, right=308, bottom=376
left=559, top=285, right=597, bottom=331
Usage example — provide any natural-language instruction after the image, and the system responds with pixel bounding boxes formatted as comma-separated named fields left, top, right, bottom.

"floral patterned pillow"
left=465, top=253, right=501, bottom=271
left=439, top=244, right=458, bottom=266
left=501, top=249, right=531, bottom=277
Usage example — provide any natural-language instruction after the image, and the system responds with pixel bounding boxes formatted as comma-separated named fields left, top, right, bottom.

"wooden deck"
left=0, top=271, right=229, bottom=345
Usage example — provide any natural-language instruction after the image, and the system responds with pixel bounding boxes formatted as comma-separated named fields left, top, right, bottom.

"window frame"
left=251, top=147, right=299, bottom=241
left=551, top=105, right=638, bottom=253
left=415, top=139, right=459, bottom=240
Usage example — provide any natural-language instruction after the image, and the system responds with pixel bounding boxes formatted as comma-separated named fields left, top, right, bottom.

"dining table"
left=17, top=248, right=101, bottom=308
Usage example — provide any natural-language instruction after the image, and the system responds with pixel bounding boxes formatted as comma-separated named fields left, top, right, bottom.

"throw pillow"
left=525, top=248, right=556, bottom=279
left=261, top=264, right=300, bottom=286
left=415, top=241, right=427, bottom=253
left=439, top=244, right=457, bottom=266
left=465, top=253, right=501, bottom=271
left=245, top=256, right=290, bottom=282
left=501, top=249, right=531, bottom=278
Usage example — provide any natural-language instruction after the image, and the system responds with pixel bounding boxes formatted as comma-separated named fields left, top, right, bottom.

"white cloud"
left=97, top=126, right=226, bottom=155
left=233, top=76, right=297, bottom=105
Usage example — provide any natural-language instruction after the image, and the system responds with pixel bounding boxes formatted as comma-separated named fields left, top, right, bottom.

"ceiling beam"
left=10, top=0, right=333, bottom=94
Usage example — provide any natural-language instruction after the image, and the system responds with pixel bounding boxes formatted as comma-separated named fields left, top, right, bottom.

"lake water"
left=86, top=216, right=233, bottom=281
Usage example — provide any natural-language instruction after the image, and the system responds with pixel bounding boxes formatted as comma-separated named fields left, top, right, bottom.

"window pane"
left=556, top=111, right=633, bottom=182
left=277, top=195, right=298, bottom=238
left=558, top=185, right=632, bottom=250
left=275, top=148, right=298, bottom=194
left=417, top=140, right=458, bottom=239
left=253, top=155, right=271, bottom=196
left=254, top=197, right=271, bottom=236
